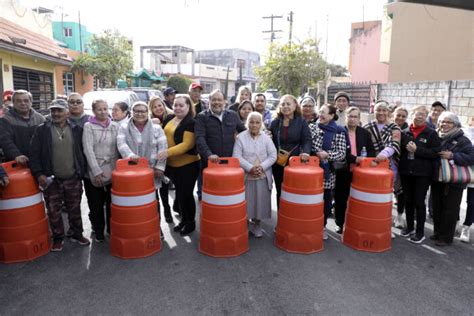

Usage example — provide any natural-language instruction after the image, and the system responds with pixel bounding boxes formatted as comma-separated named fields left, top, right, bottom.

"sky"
left=20, top=0, right=388, bottom=68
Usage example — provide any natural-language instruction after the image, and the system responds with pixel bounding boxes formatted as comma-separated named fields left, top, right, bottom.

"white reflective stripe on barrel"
left=202, top=191, right=245, bottom=206
left=0, top=192, right=43, bottom=210
left=281, top=190, right=323, bottom=205
left=350, top=187, right=392, bottom=203
left=112, top=191, right=156, bottom=207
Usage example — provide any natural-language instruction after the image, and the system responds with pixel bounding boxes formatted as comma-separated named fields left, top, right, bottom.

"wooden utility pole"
left=288, top=11, right=294, bottom=47
left=262, top=14, right=283, bottom=44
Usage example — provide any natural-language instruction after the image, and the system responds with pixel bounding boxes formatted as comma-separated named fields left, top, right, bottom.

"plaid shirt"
left=309, top=123, right=347, bottom=189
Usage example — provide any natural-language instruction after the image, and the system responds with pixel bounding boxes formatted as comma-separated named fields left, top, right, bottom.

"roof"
left=129, top=68, right=166, bottom=81
left=0, top=17, right=72, bottom=65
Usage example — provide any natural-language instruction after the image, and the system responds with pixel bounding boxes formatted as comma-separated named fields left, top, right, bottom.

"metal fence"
left=327, top=83, right=377, bottom=112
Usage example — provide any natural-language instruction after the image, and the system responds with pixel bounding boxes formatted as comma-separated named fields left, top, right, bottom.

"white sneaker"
left=460, top=225, right=470, bottom=243
left=391, top=231, right=396, bottom=239
left=323, top=228, right=328, bottom=240
left=254, top=223, right=263, bottom=238
left=394, top=214, right=404, bottom=229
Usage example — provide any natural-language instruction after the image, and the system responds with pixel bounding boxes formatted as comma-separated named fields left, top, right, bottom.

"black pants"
left=334, top=171, right=352, bottom=228
left=159, top=182, right=170, bottom=212
left=83, top=178, right=111, bottom=235
left=431, top=181, right=464, bottom=243
left=401, top=175, right=431, bottom=236
left=167, top=161, right=199, bottom=224
left=323, top=188, right=333, bottom=227
left=396, top=192, right=405, bottom=215
left=272, top=164, right=284, bottom=209
left=464, top=187, right=474, bottom=226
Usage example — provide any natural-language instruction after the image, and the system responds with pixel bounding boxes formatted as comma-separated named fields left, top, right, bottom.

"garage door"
left=13, top=66, right=54, bottom=112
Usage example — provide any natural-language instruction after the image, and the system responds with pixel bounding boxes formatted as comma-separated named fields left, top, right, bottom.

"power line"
left=262, top=14, right=283, bottom=44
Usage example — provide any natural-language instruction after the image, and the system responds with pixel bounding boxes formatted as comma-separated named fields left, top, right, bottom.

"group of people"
left=0, top=83, right=473, bottom=253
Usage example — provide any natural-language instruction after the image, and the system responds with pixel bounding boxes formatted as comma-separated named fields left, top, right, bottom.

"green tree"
left=72, top=29, right=133, bottom=88
left=167, top=75, right=192, bottom=94
left=255, top=39, right=326, bottom=96
left=328, top=63, right=349, bottom=77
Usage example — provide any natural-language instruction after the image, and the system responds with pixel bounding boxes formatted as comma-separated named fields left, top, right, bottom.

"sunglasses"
left=68, top=100, right=83, bottom=105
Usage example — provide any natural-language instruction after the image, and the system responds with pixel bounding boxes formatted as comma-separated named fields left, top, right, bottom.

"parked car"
left=83, top=90, right=140, bottom=115
left=131, top=88, right=164, bottom=103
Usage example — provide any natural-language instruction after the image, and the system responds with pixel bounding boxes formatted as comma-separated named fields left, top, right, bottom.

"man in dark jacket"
left=0, top=90, right=45, bottom=164
left=29, top=99, right=89, bottom=252
left=195, top=89, right=246, bottom=169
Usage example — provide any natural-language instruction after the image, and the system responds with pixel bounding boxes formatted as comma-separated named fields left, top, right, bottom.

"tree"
left=328, top=64, right=349, bottom=77
left=71, top=29, right=133, bottom=88
left=167, top=75, right=192, bottom=94
left=255, top=39, right=326, bottom=96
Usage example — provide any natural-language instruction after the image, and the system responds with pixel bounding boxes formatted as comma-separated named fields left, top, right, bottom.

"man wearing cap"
left=163, top=87, right=177, bottom=109
left=0, top=90, right=45, bottom=165
left=426, top=101, right=445, bottom=129
left=334, top=91, right=350, bottom=127
left=188, top=82, right=208, bottom=115
left=29, top=99, right=90, bottom=251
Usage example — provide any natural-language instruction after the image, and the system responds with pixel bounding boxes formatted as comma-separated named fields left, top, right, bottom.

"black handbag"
left=331, top=160, right=348, bottom=172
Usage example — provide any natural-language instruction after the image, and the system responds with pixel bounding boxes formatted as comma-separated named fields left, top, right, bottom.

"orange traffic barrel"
left=275, top=156, right=324, bottom=254
left=0, top=161, right=50, bottom=263
left=110, top=158, right=161, bottom=259
left=199, top=157, right=248, bottom=257
left=342, top=158, right=393, bottom=252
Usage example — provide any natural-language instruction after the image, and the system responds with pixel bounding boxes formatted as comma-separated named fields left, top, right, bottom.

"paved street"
left=1, top=191, right=473, bottom=315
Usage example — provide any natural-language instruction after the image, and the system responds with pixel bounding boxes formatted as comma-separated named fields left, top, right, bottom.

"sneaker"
left=51, top=239, right=64, bottom=252
left=460, top=225, right=470, bottom=243
left=335, top=226, right=343, bottom=235
left=394, top=214, right=404, bottom=229
left=323, top=228, right=328, bottom=240
left=66, top=228, right=74, bottom=238
left=94, top=233, right=105, bottom=243
left=391, top=232, right=396, bottom=239
left=400, top=228, right=415, bottom=237
left=253, top=223, right=263, bottom=238
left=409, top=234, right=425, bottom=244
left=71, top=234, right=91, bottom=246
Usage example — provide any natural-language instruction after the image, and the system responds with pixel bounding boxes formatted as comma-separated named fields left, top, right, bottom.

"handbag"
left=276, top=148, right=291, bottom=167
left=438, top=158, right=474, bottom=184
left=330, top=160, right=348, bottom=172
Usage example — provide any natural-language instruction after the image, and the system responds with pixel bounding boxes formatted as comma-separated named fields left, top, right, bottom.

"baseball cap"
left=163, top=87, right=177, bottom=96
left=431, top=101, right=446, bottom=110
left=334, top=91, right=350, bottom=102
left=2, top=90, right=13, bottom=102
left=189, top=83, right=203, bottom=91
left=48, top=99, right=68, bottom=110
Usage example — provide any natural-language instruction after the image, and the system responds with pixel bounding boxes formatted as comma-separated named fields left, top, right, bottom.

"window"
left=63, top=27, right=72, bottom=37
left=12, top=67, right=54, bottom=111
left=63, top=72, right=74, bottom=95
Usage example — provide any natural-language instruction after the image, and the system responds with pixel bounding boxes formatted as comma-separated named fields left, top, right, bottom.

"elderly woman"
left=431, top=112, right=474, bottom=246
left=117, top=101, right=168, bottom=236
left=301, top=96, right=318, bottom=124
left=333, top=106, right=375, bottom=234
left=149, top=96, right=174, bottom=223
left=112, top=102, right=130, bottom=127
left=398, top=105, right=441, bottom=244
left=392, top=106, right=409, bottom=228
left=229, top=85, right=252, bottom=112
left=310, top=104, right=347, bottom=239
left=269, top=94, right=312, bottom=208
left=233, top=112, right=277, bottom=237
left=237, top=100, right=254, bottom=124
left=158, top=95, right=199, bottom=235
left=82, top=99, right=119, bottom=242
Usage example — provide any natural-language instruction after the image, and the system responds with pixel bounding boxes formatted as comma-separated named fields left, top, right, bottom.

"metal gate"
left=13, top=67, right=54, bottom=111
left=327, top=83, right=376, bottom=112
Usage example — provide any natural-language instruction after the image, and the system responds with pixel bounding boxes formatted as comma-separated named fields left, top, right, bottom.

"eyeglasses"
left=133, top=110, right=148, bottom=114
left=68, top=100, right=83, bottom=105
left=440, top=121, right=454, bottom=125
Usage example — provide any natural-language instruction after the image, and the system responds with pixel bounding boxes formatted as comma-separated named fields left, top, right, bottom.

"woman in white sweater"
left=82, top=99, right=119, bottom=242
left=233, top=112, right=277, bottom=237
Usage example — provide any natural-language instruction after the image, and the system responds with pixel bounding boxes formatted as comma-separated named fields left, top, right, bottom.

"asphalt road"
left=1, top=191, right=473, bottom=315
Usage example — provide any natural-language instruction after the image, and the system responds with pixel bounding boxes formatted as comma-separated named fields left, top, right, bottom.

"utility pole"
left=262, top=14, right=283, bottom=44
left=288, top=11, right=294, bottom=47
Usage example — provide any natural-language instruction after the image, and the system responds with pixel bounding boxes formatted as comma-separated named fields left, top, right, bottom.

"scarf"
left=409, top=123, right=426, bottom=140
left=318, top=120, right=339, bottom=180
left=438, top=127, right=462, bottom=147
left=89, top=116, right=111, bottom=143
left=122, top=119, right=155, bottom=164
left=364, top=121, right=401, bottom=157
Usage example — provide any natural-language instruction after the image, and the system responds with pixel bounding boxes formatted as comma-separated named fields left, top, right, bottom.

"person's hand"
left=0, top=176, right=9, bottom=187
left=406, top=141, right=417, bottom=153
left=209, top=155, right=219, bottom=163
left=154, top=169, right=164, bottom=179
left=300, top=153, right=310, bottom=162
left=264, top=130, right=272, bottom=137
left=317, top=151, right=328, bottom=160
left=15, top=155, right=29, bottom=165
left=157, top=150, right=168, bottom=160
left=37, top=175, right=47, bottom=189
left=151, top=118, right=161, bottom=125
left=129, top=154, right=140, bottom=163
left=94, top=174, right=104, bottom=187
left=439, top=151, right=453, bottom=159
left=375, top=153, right=388, bottom=162
left=249, top=166, right=259, bottom=176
